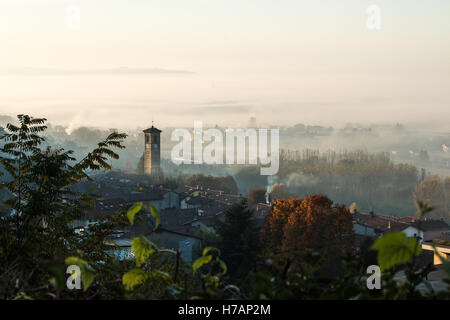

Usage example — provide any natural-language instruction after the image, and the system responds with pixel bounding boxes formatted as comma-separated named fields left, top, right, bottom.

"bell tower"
left=143, top=125, right=162, bottom=176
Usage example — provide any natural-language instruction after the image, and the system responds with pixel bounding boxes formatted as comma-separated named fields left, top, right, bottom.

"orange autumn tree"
left=261, top=195, right=354, bottom=271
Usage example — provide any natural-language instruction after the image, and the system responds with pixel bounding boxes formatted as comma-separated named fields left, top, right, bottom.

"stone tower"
left=143, top=125, right=162, bottom=176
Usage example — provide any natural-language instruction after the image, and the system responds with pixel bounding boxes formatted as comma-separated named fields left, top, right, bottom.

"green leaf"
left=432, top=243, right=450, bottom=276
left=150, top=204, right=160, bottom=229
left=202, top=246, right=220, bottom=256
left=192, top=255, right=212, bottom=273
left=65, top=256, right=95, bottom=291
left=122, top=268, right=149, bottom=291
left=127, top=202, right=143, bottom=225
left=131, top=236, right=156, bottom=267
left=371, top=232, right=421, bottom=271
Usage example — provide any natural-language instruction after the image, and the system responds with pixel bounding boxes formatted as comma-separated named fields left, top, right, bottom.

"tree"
left=247, top=188, right=267, bottom=208
left=185, top=174, right=238, bottom=194
left=214, top=200, right=260, bottom=284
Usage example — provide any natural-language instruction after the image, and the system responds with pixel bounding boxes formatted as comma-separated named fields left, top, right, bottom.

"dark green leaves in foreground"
left=371, top=232, right=421, bottom=271
left=122, top=203, right=166, bottom=291
left=150, top=204, right=160, bottom=229
left=65, top=257, right=95, bottom=291
left=126, top=202, right=160, bottom=229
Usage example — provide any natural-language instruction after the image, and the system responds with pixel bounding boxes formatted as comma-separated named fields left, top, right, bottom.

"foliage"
left=121, top=205, right=236, bottom=299
left=126, top=202, right=143, bottom=225
left=371, top=232, right=421, bottom=271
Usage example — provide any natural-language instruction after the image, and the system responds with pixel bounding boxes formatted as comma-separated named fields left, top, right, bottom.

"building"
left=422, top=238, right=450, bottom=265
left=143, top=125, right=162, bottom=177
left=352, top=211, right=409, bottom=237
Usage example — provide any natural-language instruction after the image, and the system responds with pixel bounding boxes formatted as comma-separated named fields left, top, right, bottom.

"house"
left=401, top=219, right=449, bottom=242
left=124, top=188, right=179, bottom=211
left=146, top=227, right=202, bottom=264
left=352, top=211, right=409, bottom=237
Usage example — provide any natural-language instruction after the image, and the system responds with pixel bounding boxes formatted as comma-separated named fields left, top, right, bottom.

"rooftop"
left=353, top=211, right=410, bottom=233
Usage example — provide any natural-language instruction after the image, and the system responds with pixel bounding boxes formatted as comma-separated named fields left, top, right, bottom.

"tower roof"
left=143, top=126, right=162, bottom=134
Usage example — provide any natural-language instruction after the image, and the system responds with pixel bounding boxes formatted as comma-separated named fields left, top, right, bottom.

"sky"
left=0, top=0, right=449, bottom=130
